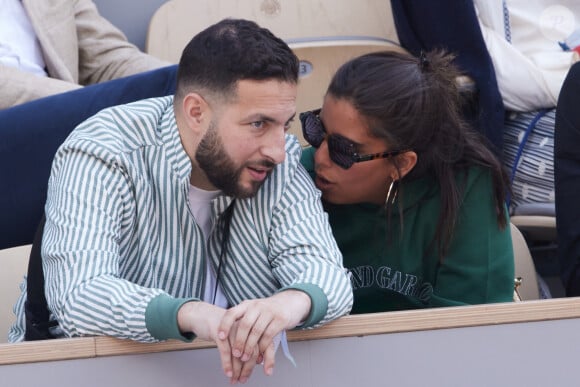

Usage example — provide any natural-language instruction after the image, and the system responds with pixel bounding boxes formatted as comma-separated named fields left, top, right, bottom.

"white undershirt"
left=189, top=187, right=294, bottom=364
left=0, top=0, right=48, bottom=77
left=188, top=184, right=228, bottom=308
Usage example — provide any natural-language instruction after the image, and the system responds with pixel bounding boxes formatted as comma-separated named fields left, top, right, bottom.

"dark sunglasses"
left=300, top=108, right=407, bottom=169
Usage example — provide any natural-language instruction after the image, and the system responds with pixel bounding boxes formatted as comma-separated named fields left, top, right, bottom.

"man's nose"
left=261, top=126, right=286, bottom=164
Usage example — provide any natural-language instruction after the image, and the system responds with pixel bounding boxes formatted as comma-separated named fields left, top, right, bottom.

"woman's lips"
left=315, top=174, right=333, bottom=190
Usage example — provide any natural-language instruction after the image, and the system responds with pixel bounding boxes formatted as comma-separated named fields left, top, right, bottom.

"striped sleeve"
left=43, top=138, right=162, bottom=341
left=266, top=138, right=353, bottom=327
left=28, top=97, right=209, bottom=343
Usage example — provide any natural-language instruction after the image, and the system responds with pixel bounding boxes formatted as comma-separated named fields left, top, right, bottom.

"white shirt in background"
left=0, top=0, right=48, bottom=77
left=474, top=0, right=580, bottom=111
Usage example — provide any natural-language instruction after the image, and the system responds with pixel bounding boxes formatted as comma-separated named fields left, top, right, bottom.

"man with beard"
left=8, top=19, right=353, bottom=384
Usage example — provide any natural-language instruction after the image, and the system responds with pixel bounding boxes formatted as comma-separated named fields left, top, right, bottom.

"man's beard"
left=195, top=122, right=275, bottom=198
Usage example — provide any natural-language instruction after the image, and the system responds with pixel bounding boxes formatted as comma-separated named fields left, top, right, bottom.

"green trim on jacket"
left=146, top=294, right=196, bottom=341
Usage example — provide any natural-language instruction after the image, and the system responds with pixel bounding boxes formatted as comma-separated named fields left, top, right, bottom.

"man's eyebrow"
left=245, top=114, right=276, bottom=123
left=246, top=112, right=297, bottom=125
left=285, top=112, right=296, bottom=124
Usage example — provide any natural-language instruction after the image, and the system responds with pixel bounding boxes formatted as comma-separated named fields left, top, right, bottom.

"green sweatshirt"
left=301, top=147, right=514, bottom=313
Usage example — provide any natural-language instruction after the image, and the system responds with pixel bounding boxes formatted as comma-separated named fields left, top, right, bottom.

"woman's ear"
left=393, top=151, right=417, bottom=180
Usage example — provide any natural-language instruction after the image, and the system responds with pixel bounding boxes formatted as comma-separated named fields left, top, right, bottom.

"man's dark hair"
left=175, top=18, right=298, bottom=102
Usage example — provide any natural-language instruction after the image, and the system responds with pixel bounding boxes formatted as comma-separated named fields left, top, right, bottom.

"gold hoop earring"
left=385, top=179, right=399, bottom=207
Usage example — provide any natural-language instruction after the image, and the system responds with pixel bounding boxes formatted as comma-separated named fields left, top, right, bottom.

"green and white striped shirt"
left=9, top=96, right=352, bottom=343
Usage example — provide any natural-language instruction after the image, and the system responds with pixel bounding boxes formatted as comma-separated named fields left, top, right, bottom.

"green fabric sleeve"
left=145, top=294, right=199, bottom=341
left=277, top=283, right=328, bottom=328
left=299, top=146, right=316, bottom=179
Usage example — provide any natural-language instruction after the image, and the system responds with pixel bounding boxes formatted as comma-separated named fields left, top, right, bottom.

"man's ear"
left=181, top=92, right=209, bottom=134
left=393, top=151, right=417, bottom=180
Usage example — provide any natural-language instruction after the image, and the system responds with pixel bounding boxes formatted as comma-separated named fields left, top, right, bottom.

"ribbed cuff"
left=145, top=294, right=198, bottom=341
left=277, top=283, right=328, bottom=328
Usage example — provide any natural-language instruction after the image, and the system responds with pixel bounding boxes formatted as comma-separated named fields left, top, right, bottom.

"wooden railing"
left=2, top=297, right=579, bottom=366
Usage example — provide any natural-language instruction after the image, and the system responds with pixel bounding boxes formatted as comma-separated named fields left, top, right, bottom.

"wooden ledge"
left=2, top=297, right=580, bottom=365
left=0, top=337, right=95, bottom=365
